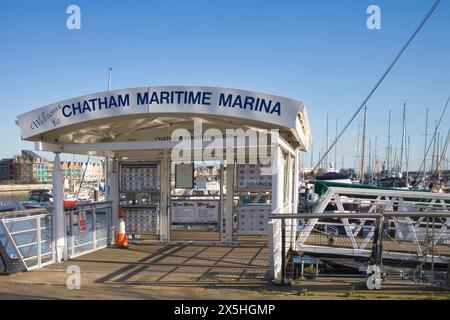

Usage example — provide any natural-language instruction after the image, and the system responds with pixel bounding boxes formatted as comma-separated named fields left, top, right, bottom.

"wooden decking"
left=42, top=243, right=270, bottom=285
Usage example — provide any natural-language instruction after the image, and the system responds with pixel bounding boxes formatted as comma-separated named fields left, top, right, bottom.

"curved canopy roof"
left=17, top=86, right=312, bottom=155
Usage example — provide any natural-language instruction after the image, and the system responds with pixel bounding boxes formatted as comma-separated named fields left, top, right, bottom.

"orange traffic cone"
left=116, top=217, right=129, bottom=248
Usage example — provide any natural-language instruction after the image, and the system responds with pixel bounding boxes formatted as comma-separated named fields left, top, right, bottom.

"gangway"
left=268, top=186, right=450, bottom=284
left=296, top=187, right=450, bottom=263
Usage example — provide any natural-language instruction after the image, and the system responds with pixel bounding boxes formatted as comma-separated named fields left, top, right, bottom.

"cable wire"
left=313, top=0, right=443, bottom=172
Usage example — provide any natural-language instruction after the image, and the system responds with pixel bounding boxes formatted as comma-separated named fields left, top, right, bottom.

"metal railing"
left=267, top=186, right=450, bottom=288
left=268, top=204, right=298, bottom=281
left=0, top=208, right=54, bottom=271
left=64, top=201, right=112, bottom=259
left=0, top=201, right=112, bottom=272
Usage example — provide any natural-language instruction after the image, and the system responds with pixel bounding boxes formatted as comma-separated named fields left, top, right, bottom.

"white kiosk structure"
left=16, top=86, right=312, bottom=279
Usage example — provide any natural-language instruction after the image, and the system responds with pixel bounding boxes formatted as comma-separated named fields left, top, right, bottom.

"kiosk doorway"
left=118, top=162, right=161, bottom=241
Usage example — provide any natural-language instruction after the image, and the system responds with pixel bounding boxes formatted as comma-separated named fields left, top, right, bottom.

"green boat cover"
left=314, top=180, right=430, bottom=196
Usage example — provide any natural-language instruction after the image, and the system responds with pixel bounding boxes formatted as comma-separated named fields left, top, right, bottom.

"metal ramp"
left=268, top=186, right=450, bottom=283
left=296, top=187, right=450, bottom=264
left=0, top=240, right=23, bottom=274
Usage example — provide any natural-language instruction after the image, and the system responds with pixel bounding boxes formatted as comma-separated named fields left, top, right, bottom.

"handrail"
left=269, top=212, right=450, bottom=219
left=63, top=200, right=112, bottom=210
left=0, top=208, right=48, bottom=218
left=327, top=186, right=450, bottom=200
left=0, top=201, right=113, bottom=217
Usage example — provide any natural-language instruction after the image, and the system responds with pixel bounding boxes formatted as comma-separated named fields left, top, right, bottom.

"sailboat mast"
left=374, top=135, right=378, bottom=178
left=355, top=124, right=361, bottom=173
left=334, top=118, right=338, bottom=171
left=406, top=135, right=410, bottom=186
left=325, top=112, right=329, bottom=170
left=359, top=105, right=368, bottom=182
left=431, top=120, right=437, bottom=174
left=394, top=142, right=398, bottom=170
left=423, top=108, right=428, bottom=181
left=400, top=102, right=406, bottom=174
left=435, top=132, right=441, bottom=179
left=107, top=67, right=112, bottom=91
left=387, top=110, right=391, bottom=176
left=435, top=129, right=450, bottom=180
left=368, top=138, right=372, bottom=180
left=318, top=150, right=322, bottom=170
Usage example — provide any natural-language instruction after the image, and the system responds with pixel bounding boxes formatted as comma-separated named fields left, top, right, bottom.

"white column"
left=110, top=158, right=119, bottom=245
left=223, top=163, right=235, bottom=244
left=52, top=152, right=65, bottom=262
left=269, top=133, right=283, bottom=280
left=271, top=133, right=283, bottom=214
left=104, top=157, right=110, bottom=201
left=293, top=149, right=300, bottom=214
left=286, top=155, right=293, bottom=212
left=292, top=149, right=300, bottom=251
left=159, top=150, right=170, bottom=242
left=284, top=154, right=293, bottom=250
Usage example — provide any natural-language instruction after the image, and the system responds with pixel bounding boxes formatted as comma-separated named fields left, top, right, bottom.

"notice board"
left=236, top=205, right=271, bottom=235
left=175, top=163, right=194, bottom=189
left=236, top=164, right=272, bottom=191
left=171, top=200, right=219, bottom=224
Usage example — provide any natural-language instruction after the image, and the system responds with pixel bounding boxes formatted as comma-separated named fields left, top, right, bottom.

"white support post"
left=159, top=150, right=170, bottom=242
left=286, top=154, right=293, bottom=212
left=219, top=164, right=225, bottom=243
left=224, top=163, right=235, bottom=244
left=292, top=149, right=300, bottom=251
left=293, top=150, right=300, bottom=214
left=271, top=133, right=283, bottom=214
left=52, top=152, right=65, bottom=262
left=36, top=216, right=42, bottom=267
left=110, top=158, right=119, bottom=245
left=268, top=219, right=281, bottom=279
left=285, top=154, right=293, bottom=249
left=269, top=133, right=283, bottom=280
left=105, top=157, right=110, bottom=201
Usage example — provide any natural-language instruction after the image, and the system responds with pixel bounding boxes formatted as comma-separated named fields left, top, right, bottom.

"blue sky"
left=0, top=0, right=449, bottom=170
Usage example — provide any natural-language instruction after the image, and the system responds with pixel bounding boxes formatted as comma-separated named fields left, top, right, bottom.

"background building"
left=0, top=150, right=104, bottom=185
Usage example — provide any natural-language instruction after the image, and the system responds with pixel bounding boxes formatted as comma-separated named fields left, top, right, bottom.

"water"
left=0, top=191, right=29, bottom=203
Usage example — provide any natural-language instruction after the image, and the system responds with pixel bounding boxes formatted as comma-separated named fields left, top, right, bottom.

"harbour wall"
left=0, top=184, right=52, bottom=192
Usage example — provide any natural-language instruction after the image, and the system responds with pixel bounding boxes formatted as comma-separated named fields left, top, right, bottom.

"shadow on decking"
left=71, top=244, right=270, bottom=286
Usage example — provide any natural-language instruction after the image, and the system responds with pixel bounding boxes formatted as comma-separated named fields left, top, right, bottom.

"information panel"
left=236, top=164, right=272, bottom=191
left=171, top=200, right=219, bottom=224
left=237, top=205, right=271, bottom=235
left=123, top=206, right=159, bottom=233
left=175, top=163, right=194, bottom=188
left=120, top=163, right=160, bottom=191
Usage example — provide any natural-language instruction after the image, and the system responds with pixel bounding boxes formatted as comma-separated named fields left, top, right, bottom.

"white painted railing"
left=0, top=209, right=54, bottom=271
left=64, top=201, right=112, bottom=259
left=296, top=187, right=450, bottom=263
left=0, top=201, right=113, bottom=272
left=268, top=203, right=297, bottom=281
